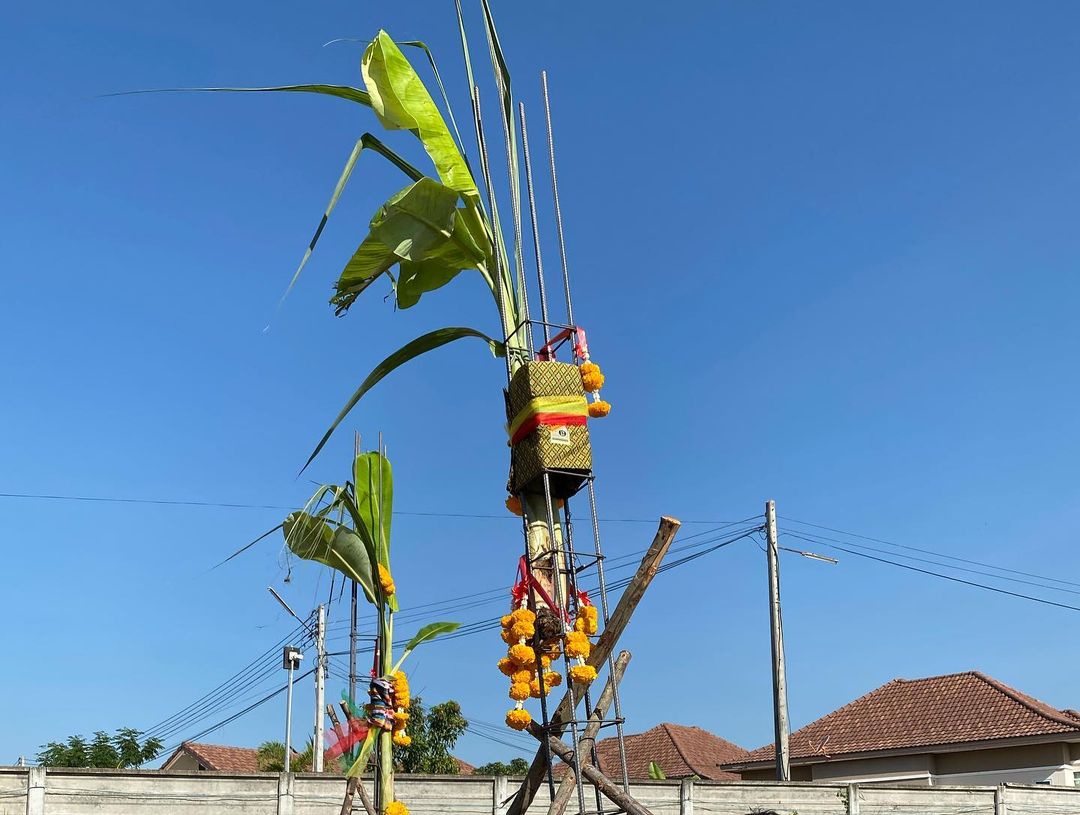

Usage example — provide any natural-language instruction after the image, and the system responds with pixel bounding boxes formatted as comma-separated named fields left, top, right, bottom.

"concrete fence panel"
left=857, top=784, right=997, bottom=815
left=693, top=780, right=848, bottom=815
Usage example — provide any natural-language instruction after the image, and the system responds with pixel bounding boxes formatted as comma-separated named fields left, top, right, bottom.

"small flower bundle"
left=390, top=670, right=411, bottom=746
left=564, top=601, right=599, bottom=686
left=377, top=564, right=396, bottom=597
left=579, top=361, right=611, bottom=419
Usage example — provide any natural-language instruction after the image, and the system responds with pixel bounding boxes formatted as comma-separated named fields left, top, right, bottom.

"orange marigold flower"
left=509, top=682, right=531, bottom=701
left=508, top=644, right=536, bottom=667
left=511, top=668, right=534, bottom=684
left=580, top=362, right=605, bottom=393
left=377, top=564, right=396, bottom=596
left=497, top=657, right=516, bottom=677
left=544, top=671, right=562, bottom=688
left=510, top=621, right=535, bottom=641
left=385, top=799, right=410, bottom=815
left=392, top=732, right=412, bottom=747
left=394, top=711, right=410, bottom=726
left=506, top=708, right=532, bottom=731
left=529, top=678, right=546, bottom=698
left=505, top=495, right=523, bottom=516
left=500, top=614, right=513, bottom=629
left=587, top=400, right=611, bottom=419
left=510, top=608, right=536, bottom=625
left=570, top=665, right=598, bottom=685
left=500, top=627, right=516, bottom=645
left=564, top=631, right=591, bottom=659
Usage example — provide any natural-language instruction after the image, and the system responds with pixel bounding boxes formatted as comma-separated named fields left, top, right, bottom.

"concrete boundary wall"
left=2, top=767, right=1079, bottom=815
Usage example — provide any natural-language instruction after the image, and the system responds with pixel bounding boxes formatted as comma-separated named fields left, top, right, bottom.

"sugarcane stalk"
left=378, top=605, right=394, bottom=808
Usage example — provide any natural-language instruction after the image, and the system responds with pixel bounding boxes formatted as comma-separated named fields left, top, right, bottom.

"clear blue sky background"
left=3, top=0, right=1080, bottom=768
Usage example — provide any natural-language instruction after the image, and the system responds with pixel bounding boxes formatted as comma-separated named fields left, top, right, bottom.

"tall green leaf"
left=353, top=452, right=397, bottom=611
left=392, top=621, right=461, bottom=673
left=282, top=511, right=377, bottom=603
left=302, top=326, right=505, bottom=472
left=106, top=84, right=372, bottom=106
left=362, top=31, right=479, bottom=200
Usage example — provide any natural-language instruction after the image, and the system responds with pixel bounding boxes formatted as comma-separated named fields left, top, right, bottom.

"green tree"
left=36, top=729, right=161, bottom=768
left=474, top=757, right=529, bottom=776
left=394, top=697, right=468, bottom=774
left=257, top=739, right=315, bottom=772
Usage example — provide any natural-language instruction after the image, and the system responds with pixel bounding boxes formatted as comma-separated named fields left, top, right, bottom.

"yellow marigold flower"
left=587, top=400, right=611, bottom=419
left=541, top=655, right=552, bottom=668
left=392, top=731, right=412, bottom=747
left=377, top=564, right=396, bottom=596
left=529, top=678, right=546, bottom=698
left=505, top=495, right=523, bottom=516
left=500, top=628, right=516, bottom=645
left=500, top=614, right=513, bottom=629
left=498, top=657, right=517, bottom=677
left=580, top=362, right=605, bottom=393
left=510, top=608, right=536, bottom=625
left=384, top=800, right=410, bottom=815
left=576, top=605, right=599, bottom=636
left=392, top=671, right=410, bottom=707
left=508, top=643, right=536, bottom=667
left=506, top=708, right=532, bottom=731
left=509, top=681, right=531, bottom=701
left=511, top=668, right=534, bottom=684
left=564, top=631, right=591, bottom=659
left=510, top=621, right=535, bottom=641
left=570, top=665, right=598, bottom=685
left=394, top=711, right=410, bottom=727
left=545, top=671, right=562, bottom=688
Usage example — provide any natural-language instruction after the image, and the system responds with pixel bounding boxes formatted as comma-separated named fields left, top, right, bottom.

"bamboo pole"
left=506, top=516, right=681, bottom=815
left=328, top=704, right=376, bottom=815
left=548, top=651, right=632, bottom=815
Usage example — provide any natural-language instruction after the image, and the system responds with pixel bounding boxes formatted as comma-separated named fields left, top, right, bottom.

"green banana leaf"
left=362, top=31, right=478, bottom=200
left=353, top=452, right=397, bottom=612
left=392, top=621, right=461, bottom=673
left=282, top=511, right=377, bottom=604
left=345, top=729, right=378, bottom=778
left=106, top=84, right=372, bottom=106
left=302, top=326, right=505, bottom=472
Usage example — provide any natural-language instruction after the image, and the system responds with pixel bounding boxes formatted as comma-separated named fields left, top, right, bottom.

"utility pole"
left=765, top=499, right=791, bottom=781
left=283, top=645, right=303, bottom=774
left=314, top=604, right=326, bottom=772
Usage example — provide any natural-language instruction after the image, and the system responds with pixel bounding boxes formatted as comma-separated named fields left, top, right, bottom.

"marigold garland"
left=575, top=605, right=599, bottom=636
left=377, top=564, right=396, bottom=596
left=392, top=671, right=410, bottom=708
left=580, top=362, right=605, bottom=393
left=505, top=708, right=532, bottom=731
left=509, top=681, right=531, bottom=701
left=392, top=731, right=412, bottom=747
left=564, top=631, right=591, bottom=659
left=384, top=801, right=409, bottom=815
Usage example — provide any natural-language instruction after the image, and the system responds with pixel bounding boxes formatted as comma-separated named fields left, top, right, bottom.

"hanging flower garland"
left=579, top=361, right=611, bottom=419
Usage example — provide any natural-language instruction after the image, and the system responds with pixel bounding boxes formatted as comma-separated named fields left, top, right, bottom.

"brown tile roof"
left=731, top=671, right=1080, bottom=767
left=584, top=723, right=747, bottom=780
left=167, top=742, right=262, bottom=772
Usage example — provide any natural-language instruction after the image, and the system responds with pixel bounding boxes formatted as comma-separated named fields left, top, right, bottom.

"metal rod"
left=540, top=473, right=588, bottom=815
left=766, top=499, right=791, bottom=781
left=519, top=102, right=552, bottom=350
left=541, top=71, right=576, bottom=330
left=587, top=479, right=630, bottom=793
left=474, top=85, right=515, bottom=384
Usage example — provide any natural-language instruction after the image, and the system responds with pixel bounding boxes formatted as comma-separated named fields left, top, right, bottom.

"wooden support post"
left=548, top=651, right=632, bottom=815
left=507, top=516, right=681, bottom=815
left=328, top=703, right=376, bottom=815
left=531, top=726, right=653, bottom=815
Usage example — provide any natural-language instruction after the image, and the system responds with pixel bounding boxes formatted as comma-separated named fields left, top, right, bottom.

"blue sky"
left=3, top=0, right=1080, bottom=768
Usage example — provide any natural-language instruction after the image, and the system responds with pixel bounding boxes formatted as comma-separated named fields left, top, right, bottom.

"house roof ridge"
left=970, top=671, right=1080, bottom=732
left=662, top=723, right=699, bottom=776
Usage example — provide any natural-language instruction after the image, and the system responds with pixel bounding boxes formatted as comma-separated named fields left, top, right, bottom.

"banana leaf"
left=353, top=452, right=397, bottom=612
left=302, top=326, right=505, bottom=472
left=362, top=31, right=478, bottom=200
left=391, top=621, right=461, bottom=673
left=282, top=511, right=377, bottom=603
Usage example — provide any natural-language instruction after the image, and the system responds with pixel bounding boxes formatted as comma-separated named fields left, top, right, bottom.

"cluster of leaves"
left=393, top=697, right=468, bottom=775
left=36, top=728, right=162, bottom=768
left=473, top=757, right=529, bottom=776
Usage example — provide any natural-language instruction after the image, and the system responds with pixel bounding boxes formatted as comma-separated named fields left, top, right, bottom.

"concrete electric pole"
left=282, top=645, right=303, bottom=774
left=314, top=603, right=326, bottom=772
left=765, top=499, right=791, bottom=781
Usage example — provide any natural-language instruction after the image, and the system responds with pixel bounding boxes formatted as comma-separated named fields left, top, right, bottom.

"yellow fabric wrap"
left=507, top=395, right=588, bottom=443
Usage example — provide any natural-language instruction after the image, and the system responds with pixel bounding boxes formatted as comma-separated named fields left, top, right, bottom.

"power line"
left=781, top=515, right=1080, bottom=589
left=784, top=531, right=1080, bottom=614
left=0, top=489, right=737, bottom=525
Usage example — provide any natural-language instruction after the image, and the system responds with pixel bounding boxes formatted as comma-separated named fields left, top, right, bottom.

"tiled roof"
left=731, top=671, right=1080, bottom=767
left=168, top=742, right=262, bottom=772
left=587, top=723, right=747, bottom=780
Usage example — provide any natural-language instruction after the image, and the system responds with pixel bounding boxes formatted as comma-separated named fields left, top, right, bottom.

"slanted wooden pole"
left=548, top=651, right=632, bottom=815
left=329, top=704, right=376, bottom=815
left=530, top=726, right=652, bottom=815
left=507, top=516, right=681, bottom=815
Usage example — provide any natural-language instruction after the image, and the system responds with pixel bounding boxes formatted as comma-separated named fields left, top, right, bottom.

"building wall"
left=739, top=740, right=1077, bottom=787
left=3, top=767, right=1080, bottom=815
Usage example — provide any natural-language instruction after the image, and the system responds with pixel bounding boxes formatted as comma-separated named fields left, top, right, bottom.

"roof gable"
left=738, top=671, right=1080, bottom=765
